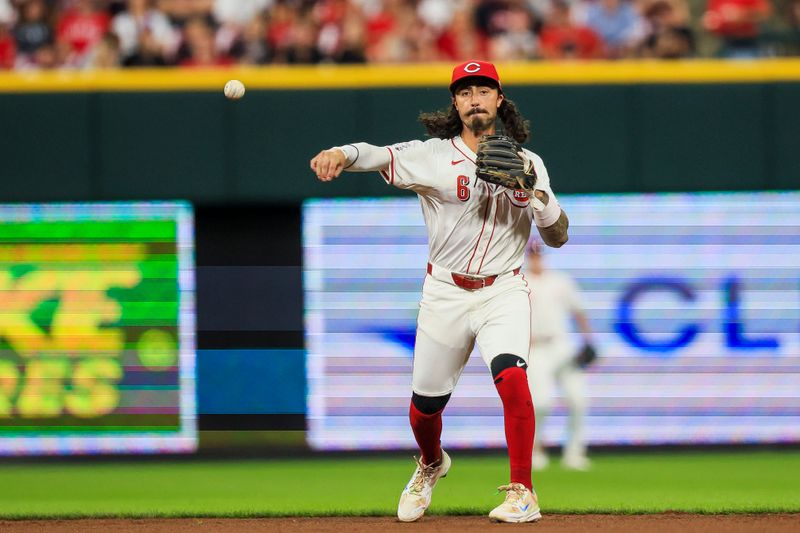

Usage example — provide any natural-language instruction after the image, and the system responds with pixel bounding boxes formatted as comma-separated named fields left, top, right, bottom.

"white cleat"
left=397, top=450, right=451, bottom=522
left=489, top=482, right=542, bottom=523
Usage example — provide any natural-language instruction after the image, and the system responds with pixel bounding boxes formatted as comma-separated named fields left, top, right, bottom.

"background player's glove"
left=573, top=344, right=598, bottom=369
left=476, top=134, right=537, bottom=192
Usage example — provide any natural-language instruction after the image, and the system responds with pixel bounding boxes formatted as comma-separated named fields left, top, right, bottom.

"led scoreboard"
left=303, top=192, right=800, bottom=450
left=0, top=202, right=196, bottom=455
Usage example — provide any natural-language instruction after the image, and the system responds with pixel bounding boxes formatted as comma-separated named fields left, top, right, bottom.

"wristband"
left=534, top=196, right=561, bottom=227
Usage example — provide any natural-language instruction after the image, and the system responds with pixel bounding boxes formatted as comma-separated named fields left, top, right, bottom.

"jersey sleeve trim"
left=342, top=143, right=359, bottom=169
left=379, top=146, right=395, bottom=185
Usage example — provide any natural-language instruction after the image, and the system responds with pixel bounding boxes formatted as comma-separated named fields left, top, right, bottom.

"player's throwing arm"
left=310, top=149, right=347, bottom=181
left=311, top=143, right=393, bottom=180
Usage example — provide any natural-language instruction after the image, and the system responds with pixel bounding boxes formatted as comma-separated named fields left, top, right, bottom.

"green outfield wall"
left=1, top=62, right=798, bottom=203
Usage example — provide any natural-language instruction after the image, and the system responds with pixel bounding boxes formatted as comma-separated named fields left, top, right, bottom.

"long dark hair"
left=418, top=98, right=531, bottom=144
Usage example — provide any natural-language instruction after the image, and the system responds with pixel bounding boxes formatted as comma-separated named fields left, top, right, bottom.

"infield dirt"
left=2, top=515, right=798, bottom=532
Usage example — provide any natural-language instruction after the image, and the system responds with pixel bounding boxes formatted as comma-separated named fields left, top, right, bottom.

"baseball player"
left=525, top=240, right=596, bottom=471
left=310, top=60, right=569, bottom=523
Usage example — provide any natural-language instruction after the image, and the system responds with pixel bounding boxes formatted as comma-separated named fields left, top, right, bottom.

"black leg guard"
left=411, top=392, right=451, bottom=415
left=491, top=353, right=528, bottom=382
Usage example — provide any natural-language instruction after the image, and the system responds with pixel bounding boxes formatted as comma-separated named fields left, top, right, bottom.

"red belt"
left=427, top=263, right=520, bottom=291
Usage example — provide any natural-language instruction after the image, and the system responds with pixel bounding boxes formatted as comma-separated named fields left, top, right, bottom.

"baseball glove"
left=475, top=134, right=537, bottom=192
left=574, top=344, right=598, bottom=369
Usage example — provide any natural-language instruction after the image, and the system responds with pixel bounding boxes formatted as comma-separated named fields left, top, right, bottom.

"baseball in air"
left=224, top=80, right=245, bottom=100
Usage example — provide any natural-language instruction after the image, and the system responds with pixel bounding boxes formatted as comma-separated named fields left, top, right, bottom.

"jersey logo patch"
left=506, top=189, right=530, bottom=208
left=451, top=159, right=465, bottom=166
left=392, top=141, right=415, bottom=152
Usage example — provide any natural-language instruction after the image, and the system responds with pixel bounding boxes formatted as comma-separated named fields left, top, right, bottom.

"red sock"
left=494, top=367, right=535, bottom=490
left=409, top=402, right=443, bottom=465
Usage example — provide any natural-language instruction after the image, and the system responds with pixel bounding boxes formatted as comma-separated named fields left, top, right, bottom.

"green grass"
left=0, top=450, right=798, bottom=518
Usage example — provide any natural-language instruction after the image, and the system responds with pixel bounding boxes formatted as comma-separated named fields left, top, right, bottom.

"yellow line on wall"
left=1, top=59, right=799, bottom=92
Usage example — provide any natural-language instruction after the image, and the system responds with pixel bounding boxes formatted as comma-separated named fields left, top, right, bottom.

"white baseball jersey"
left=528, top=270, right=583, bottom=342
left=347, top=135, right=557, bottom=276
left=340, top=134, right=561, bottom=395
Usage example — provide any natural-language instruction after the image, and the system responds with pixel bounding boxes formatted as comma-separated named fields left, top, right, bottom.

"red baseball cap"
left=449, top=60, right=503, bottom=94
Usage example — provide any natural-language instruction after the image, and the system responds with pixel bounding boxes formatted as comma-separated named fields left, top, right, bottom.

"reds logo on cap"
left=463, top=62, right=482, bottom=73
left=449, top=60, right=502, bottom=93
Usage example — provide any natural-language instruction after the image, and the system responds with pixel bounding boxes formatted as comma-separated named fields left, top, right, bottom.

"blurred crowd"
left=0, top=0, right=798, bottom=70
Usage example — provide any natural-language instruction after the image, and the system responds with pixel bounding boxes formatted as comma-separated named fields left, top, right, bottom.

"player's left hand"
left=512, top=149, right=551, bottom=211
left=476, top=135, right=550, bottom=209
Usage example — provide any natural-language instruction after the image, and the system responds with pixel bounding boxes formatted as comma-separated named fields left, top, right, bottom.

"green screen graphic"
left=0, top=203, right=195, bottom=455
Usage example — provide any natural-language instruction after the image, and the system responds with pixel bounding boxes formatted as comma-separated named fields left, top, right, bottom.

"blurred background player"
left=525, top=239, right=596, bottom=471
